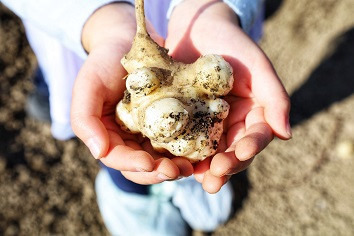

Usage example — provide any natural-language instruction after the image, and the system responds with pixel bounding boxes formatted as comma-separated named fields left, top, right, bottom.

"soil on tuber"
left=116, top=0, right=234, bottom=162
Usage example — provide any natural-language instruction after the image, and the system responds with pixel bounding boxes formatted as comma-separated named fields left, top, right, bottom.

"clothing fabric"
left=96, top=168, right=233, bottom=234
left=171, top=176, right=233, bottom=231
left=224, top=0, right=263, bottom=34
left=2, top=0, right=263, bottom=60
left=23, top=22, right=81, bottom=139
left=95, top=168, right=188, bottom=236
left=1, top=0, right=135, bottom=59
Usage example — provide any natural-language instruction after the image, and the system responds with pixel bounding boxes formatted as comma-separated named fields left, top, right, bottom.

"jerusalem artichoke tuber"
left=116, top=0, right=234, bottom=162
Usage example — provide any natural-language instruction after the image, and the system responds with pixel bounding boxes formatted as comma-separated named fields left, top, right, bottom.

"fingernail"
left=286, top=122, right=292, bottom=139
left=87, top=138, right=101, bottom=159
left=157, top=173, right=172, bottom=181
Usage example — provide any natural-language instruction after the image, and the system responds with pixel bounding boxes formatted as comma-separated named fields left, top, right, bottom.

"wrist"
left=82, top=2, right=136, bottom=53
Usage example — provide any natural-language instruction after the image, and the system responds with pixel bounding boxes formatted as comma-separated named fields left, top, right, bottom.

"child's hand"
left=71, top=3, right=193, bottom=184
left=166, top=0, right=291, bottom=193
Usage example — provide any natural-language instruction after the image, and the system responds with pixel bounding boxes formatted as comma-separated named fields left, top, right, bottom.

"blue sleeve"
left=1, top=0, right=134, bottom=59
left=223, top=0, right=263, bottom=34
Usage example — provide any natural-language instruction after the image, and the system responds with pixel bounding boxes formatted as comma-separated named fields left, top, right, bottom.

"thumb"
left=71, top=60, right=110, bottom=158
left=71, top=47, right=126, bottom=158
left=252, top=57, right=292, bottom=140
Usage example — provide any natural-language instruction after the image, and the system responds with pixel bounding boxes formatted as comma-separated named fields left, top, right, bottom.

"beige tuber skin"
left=116, top=0, right=234, bottom=162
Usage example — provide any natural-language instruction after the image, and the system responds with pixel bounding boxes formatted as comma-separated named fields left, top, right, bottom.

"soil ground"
left=0, top=0, right=353, bottom=235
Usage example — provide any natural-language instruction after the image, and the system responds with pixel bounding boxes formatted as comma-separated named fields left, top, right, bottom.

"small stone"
left=335, top=140, right=354, bottom=160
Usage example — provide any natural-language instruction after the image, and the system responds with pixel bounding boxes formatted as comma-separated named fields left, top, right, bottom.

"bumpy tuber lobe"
left=116, top=0, right=234, bottom=162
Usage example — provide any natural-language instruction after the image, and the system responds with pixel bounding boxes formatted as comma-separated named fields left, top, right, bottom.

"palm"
left=166, top=2, right=290, bottom=193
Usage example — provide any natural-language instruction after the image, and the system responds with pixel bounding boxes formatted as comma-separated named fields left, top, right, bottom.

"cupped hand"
left=71, top=3, right=193, bottom=185
left=166, top=0, right=291, bottom=193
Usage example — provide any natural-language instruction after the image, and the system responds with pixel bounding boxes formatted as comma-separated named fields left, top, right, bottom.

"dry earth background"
left=0, top=0, right=353, bottom=235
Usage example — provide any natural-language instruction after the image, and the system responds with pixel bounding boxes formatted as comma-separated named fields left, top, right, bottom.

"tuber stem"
left=135, top=0, right=147, bottom=35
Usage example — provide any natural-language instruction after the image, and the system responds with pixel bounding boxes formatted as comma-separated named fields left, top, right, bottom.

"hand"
left=71, top=3, right=193, bottom=184
left=166, top=0, right=291, bottom=193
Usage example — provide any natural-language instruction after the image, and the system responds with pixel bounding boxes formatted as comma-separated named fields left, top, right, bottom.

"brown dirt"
left=0, top=6, right=108, bottom=235
left=0, top=0, right=353, bottom=235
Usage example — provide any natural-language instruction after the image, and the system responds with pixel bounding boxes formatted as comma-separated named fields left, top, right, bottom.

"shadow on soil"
left=265, top=0, right=284, bottom=19
left=290, top=28, right=354, bottom=126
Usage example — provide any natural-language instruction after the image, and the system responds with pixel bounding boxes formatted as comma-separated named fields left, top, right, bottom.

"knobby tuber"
left=116, top=0, right=234, bottom=162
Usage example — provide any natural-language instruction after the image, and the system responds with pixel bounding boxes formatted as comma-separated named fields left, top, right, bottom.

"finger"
left=99, top=130, right=155, bottom=172
left=210, top=151, right=237, bottom=176
left=224, top=98, right=257, bottom=129
left=71, top=49, right=127, bottom=159
left=235, top=107, right=273, bottom=161
left=121, top=158, right=180, bottom=185
left=171, top=157, right=194, bottom=177
left=101, top=115, right=138, bottom=141
left=210, top=151, right=254, bottom=177
left=141, top=138, right=199, bottom=178
left=234, top=124, right=272, bottom=161
left=211, top=108, right=272, bottom=176
left=251, top=56, right=292, bottom=140
left=202, top=170, right=228, bottom=194
left=193, top=157, right=211, bottom=183
left=224, top=36, right=291, bottom=140
left=217, top=134, right=228, bottom=153
left=226, top=121, right=246, bottom=148
left=71, top=88, right=108, bottom=159
left=141, top=139, right=169, bottom=159
left=125, top=140, right=143, bottom=150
